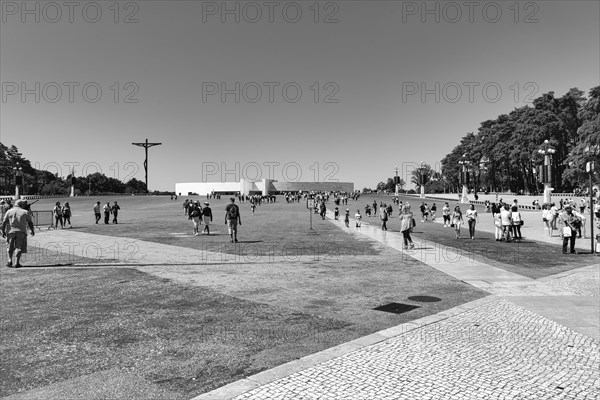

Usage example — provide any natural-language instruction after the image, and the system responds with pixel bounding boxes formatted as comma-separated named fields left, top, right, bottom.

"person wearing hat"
left=1, top=199, right=35, bottom=268
left=354, top=209, right=362, bottom=228
left=559, top=205, right=581, bottom=254
left=202, top=202, right=212, bottom=235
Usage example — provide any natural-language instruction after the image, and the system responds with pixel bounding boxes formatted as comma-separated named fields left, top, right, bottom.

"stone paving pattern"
left=232, top=299, right=599, bottom=400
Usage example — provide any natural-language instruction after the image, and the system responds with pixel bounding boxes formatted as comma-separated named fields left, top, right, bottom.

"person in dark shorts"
left=225, top=198, right=241, bottom=243
left=62, top=202, right=72, bottom=228
left=53, top=201, right=64, bottom=228
left=1, top=199, right=35, bottom=268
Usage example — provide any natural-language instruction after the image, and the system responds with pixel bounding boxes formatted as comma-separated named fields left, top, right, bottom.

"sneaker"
left=234, top=238, right=239, bottom=243
left=14, top=264, right=22, bottom=268
left=409, top=243, right=415, bottom=249
left=230, top=239, right=234, bottom=243
left=6, top=261, right=12, bottom=268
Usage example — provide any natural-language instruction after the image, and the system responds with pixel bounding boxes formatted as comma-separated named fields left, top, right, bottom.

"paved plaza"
left=4, top=198, right=599, bottom=400
left=193, top=207, right=599, bottom=400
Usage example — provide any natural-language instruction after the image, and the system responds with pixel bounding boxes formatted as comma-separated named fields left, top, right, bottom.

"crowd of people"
left=330, top=195, right=600, bottom=254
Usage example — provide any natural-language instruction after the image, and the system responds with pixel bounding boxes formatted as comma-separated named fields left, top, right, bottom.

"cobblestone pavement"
left=542, top=267, right=600, bottom=297
left=231, top=299, right=599, bottom=400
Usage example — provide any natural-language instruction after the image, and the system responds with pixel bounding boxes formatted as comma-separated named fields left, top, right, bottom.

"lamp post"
left=458, top=154, right=471, bottom=203
left=419, top=162, right=426, bottom=199
left=13, top=163, right=23, bottom=199
left=584, top=145, right=598, bottom=254
left=537, top=140, right=556, bottom=204
left=69, top=168, right=76, bottom=197
left=394, top=165, right=399, bottom=196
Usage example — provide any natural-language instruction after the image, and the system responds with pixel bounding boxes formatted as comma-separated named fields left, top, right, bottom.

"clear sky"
left=1, top=0, right=598, bottom=190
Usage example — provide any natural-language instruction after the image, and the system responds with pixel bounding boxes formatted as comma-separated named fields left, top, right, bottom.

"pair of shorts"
left=7, top=232, right=27, bottom=254
left=227, top=219, right=238, bottom=233
left=443, top=215, right=450, bottom=222
left=191, top=217, right=201, bottom=228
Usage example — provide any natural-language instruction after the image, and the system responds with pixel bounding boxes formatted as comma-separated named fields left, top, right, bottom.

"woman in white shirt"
left=465, top=204, right=478, bottom=240
left=452, top=205, right=464, bottom=239
left=541, top=204, right=553, bottom=237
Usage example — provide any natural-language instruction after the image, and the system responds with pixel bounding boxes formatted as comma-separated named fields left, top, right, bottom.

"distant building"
left=175, top=179, right=354, bottom=196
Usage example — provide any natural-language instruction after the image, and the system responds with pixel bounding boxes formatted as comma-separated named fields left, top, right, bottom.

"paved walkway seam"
left=190, top=295, right=499, bottom=400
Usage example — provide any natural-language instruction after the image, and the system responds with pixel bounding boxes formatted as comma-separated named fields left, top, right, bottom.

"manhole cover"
left=373, top=303, right=420, bottom=314
left=407, top=296, right=442, bottom=303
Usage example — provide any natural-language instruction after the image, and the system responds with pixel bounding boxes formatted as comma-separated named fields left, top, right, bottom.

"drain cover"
left=407, top=296, right=442, bottom=303
left=373, top=303, right=419, bottom=314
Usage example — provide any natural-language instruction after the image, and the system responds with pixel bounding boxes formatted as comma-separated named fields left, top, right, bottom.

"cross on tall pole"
left=132, top=139, right=162, bottom=193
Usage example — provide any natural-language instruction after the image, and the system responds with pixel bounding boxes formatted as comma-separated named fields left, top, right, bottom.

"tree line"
left=0, top=142, right=154, bottom=195
left=440, top=86, right=600, bottom=194
left=369, top=86, right=599, bottom=195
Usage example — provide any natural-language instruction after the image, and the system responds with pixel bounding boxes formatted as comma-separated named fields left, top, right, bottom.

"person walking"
left=400, top=205, right=415, bottom=249
left=93, top=201, right=101, bottom=224
left=511, top=205, right=523, bottom=242
left=500, top=204, right=513, bottom=242
left=465, top=204, right=478, bottom=239
left=451, top=205, right=463, bottom=239
left=380, top=207, right=388, bottom=231
left=344, top=208, right=350, bottom=228
left=494, top=210, right=502, bottom=241
left=550, top=202, right=559, bottom=230
left=62, top=202, right=72, bottom=228
left=559, top=205, right=581, bottom=254
left=442, top=202, right=451, bottom=227
left=53, top=201, right=64, bottom=229
left=430, top=203, right=437, bottom=221
left=1, top=199, right=35, bottom=268
left=111, top=201, right=120, bottom=224
left=355, top=209, right=362, bottom=228
left=189, top=202, right=202, bottom=236
left=541, top=204, right=553, bottom=237
left=103, top=202, right=111, bottom=224
left=225, top=197, right=241, bottom=243
left=202, top=202, right=213, bottom=235
left=572, top=208, right=586, bottom=238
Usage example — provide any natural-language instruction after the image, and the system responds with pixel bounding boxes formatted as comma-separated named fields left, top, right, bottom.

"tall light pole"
left=132, top=139, right=162, bottom=194
left=584, top=145, right=598, bottom=254
left=419, top=162, right=426, bottom=199
left=69, top=167, right=76, bottom=197
left=537, top=140, right=556, bottom=204
left=394, top=165, right=399, bottom=196
left=458, top=154, right=471, bottom=203
left=13, top=163, right=23, bottom=199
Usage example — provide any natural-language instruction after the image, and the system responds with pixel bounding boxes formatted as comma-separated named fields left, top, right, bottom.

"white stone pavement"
left=193, top=211, right=599, bottom=400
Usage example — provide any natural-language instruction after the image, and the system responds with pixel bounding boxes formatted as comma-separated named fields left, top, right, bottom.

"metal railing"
left=31, top=211, right=55, bottom=231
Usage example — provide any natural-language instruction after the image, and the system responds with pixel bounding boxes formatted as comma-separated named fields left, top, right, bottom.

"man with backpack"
left=225, top=197, right=241, bottom=243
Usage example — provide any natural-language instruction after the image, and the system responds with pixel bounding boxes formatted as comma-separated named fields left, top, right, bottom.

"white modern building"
left=175, top=179, right=354, bottom=196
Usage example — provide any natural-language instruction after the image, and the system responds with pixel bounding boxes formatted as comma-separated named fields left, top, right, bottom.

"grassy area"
left=26, top=196, right=380, bottom=257
left=0, top=268, right=351, bottom=398
left=0, top=257, right=487, bottom=398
